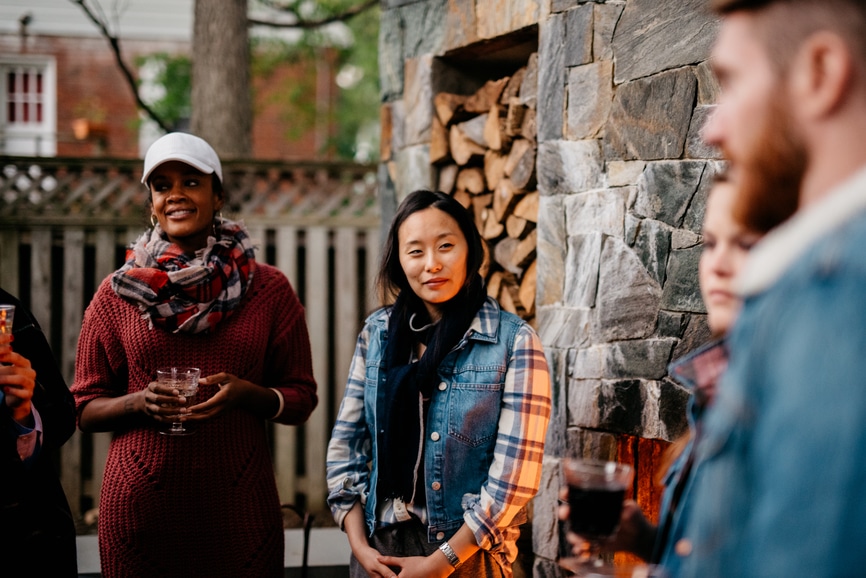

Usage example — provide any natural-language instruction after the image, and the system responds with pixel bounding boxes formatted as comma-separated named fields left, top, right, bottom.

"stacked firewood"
left=432, top=58, right=538, bottom=325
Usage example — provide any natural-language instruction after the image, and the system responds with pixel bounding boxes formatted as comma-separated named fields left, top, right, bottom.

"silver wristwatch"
left=438, top=540, right=462, bottom=569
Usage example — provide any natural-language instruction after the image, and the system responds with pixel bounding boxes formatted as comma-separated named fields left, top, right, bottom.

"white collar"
left=738, top=165, right=866, bottom=297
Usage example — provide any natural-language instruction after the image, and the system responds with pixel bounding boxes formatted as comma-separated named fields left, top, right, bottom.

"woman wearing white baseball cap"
left=72, top=132, right=318, bottom=577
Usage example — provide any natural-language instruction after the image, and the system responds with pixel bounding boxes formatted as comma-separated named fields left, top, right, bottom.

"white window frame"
left=0, top=55, right=57, bottom=156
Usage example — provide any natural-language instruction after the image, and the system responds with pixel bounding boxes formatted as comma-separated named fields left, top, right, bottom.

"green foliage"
left=331, top=4, right=380, bottom=162
left=138, top=1, right=380, bottom=160
left=135, top=52, right=192, bottom=131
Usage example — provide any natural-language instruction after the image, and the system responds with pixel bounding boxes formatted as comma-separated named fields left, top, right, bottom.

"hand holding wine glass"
left=560, top=458, right=636, bottom=575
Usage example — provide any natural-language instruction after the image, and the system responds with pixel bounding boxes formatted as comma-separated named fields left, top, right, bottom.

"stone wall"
left=377, top=1, right=720, bottom=575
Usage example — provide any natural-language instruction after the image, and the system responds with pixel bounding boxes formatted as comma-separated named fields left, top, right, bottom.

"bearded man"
left=678, top=1, right=866, bottom=576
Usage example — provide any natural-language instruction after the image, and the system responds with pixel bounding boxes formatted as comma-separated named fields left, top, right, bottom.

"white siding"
left=0, top=0, right=194, bottom=41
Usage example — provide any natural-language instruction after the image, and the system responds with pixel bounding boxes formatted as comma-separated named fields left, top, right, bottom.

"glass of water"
left=156, top=367, right=200, bottom=436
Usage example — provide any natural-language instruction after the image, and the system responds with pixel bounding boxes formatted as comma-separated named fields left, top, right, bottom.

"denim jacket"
left=653, top=339, right=728, bottom=577
left=326, top=297, right=551, bottom=572
left=679, top=168, right=866, bottom=577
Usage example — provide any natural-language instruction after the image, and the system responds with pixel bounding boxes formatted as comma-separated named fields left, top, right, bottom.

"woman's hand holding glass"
left=143, top=371, right=257, bottom=422
left=559, top=495, right=657, bottom=562
left=0, top=332, right=36, bottom=424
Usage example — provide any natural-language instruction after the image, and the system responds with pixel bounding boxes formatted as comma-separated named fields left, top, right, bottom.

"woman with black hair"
left=326, top=190, right=551, bottom=578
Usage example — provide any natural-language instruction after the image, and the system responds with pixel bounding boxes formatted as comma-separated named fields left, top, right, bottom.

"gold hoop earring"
left=151, top=214, right=158, bottom=228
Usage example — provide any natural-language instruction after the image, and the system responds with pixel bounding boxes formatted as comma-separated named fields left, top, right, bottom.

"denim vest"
left=361, top=299, right=528, bottom=541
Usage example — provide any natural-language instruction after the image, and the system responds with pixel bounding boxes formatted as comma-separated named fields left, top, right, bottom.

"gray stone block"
left=564, top=233, right=602, bottom=308
left=605, top=338, right=677, bottom=380
left=607, top=160, right=646, bottom=187
left=671, top=313, right=711, bottom=360
left=379, top=9, right=405, bottom=101
left=566, top=61, right=613, bottom=140
left=633, top=161, right=706, bottom=228
left=564, top=427, right=619, bottom=461
left=538, top=195, right=566, bottom=306
left=682, top=161, right=724, bottom=233
left=696, top=60, right=721, bottom=105
left=595, top=236, right=661, bottom=342
left=660, top=244, right=704, bottom=313
left=568, top=345, right=604, bottom=379
left=443, top=0, right=478, bottom=51
left=686, top=105, right=722, bottom=160
left=612, top=0, right=720, bottom=84
left=672, top=229, right=702, bottom=250
left=538, top=13, right=567, bottom=142
left=603, top=68, right=698, bottom=161
left=389, top=99, right=407, bottom=155
left=593, top=2, right=624, bottom=62
left=477, top=0, right=540, bottom=39
left=568, top=378, right=644, bottom=436
left=403, top=55, right=434, bottom=146
left=564, top=4, right=594, bottom=68
left=625, top=212, right=640, bottom=247
left=551, top=0, right=580, bottom=12
left=659, top=378, right=690, bottom=440
left=393, top=144, right=434, bottom=203
left=401, top=0, right=448, bottom=59
left=565, top=188, right=628, bottom=238
left=633, top=217, right=672, bottom=286
left=544, top=348, right=569, bottom=456
left=536, top=306, right=594, bottom=350
left=538, top=140, right=603, bottom=196
left=532, top=456, right=565, bottom=562
left=657, top=310, right=686, bottom=338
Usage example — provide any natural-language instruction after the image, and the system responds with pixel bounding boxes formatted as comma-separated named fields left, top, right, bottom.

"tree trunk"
left=192, top=0, right=252, bottom=158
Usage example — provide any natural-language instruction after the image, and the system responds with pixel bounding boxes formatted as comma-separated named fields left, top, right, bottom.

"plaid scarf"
left=111, top=218, right=256, bottom=334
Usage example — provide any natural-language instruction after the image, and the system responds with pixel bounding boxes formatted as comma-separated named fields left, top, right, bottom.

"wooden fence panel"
left=30, top=228, right=52, bottom=343
left=0, top=230, right=18, bottom=292
left=334, top=228, right=359, bottom=412
left=366, top=227, right=381, bottom=312
left=61, top=229, right=86, bottom=517
left=304, top=226, right=330, bottom=511
left=273, top=225, right=299, bottom=505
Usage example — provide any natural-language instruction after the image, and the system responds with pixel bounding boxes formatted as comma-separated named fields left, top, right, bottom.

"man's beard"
left=730, top=96, right=804, bottom=233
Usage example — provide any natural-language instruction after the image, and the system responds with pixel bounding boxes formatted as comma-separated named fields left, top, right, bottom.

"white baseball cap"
left=141, top=132, right=223, bottom=184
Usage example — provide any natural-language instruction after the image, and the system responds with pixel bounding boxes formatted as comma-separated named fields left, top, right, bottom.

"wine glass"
left=156, top=367, right=200, bottom=436
left=558, top=560, right=667, bottom=578
left=560, top=458, right=635, bottom=575
left=0, top=305, right=14, bottom=335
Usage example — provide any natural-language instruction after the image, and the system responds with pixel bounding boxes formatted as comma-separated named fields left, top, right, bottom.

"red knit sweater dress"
left=72, top=263, right=317, bottom=578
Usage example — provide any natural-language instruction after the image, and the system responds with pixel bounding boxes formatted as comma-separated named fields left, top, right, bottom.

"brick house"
left=0, top=0, right=337, bottom=160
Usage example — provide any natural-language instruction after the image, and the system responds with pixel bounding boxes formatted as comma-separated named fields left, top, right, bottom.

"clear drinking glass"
left=0, top=304, right=14, bottom=334
left=156, top=367, right=200, bottom=436
left=560, top=458, right=635, bottom=574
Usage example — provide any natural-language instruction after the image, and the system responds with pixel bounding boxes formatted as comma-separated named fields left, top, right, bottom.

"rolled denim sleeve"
left=464, top=324, right=551, bottom=552
left=326, top=324, right=373, bottom=530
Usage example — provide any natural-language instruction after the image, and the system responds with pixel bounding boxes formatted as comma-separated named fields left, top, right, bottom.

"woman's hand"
left=183, top=372, right=263, bottom=421
left=141, top=380, right=190, bottom=422
left=0, top=334, right=36, bottom=424
left=377, top=553, right=454, bottom=578
left=352, top=544, right=398, bottom=578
